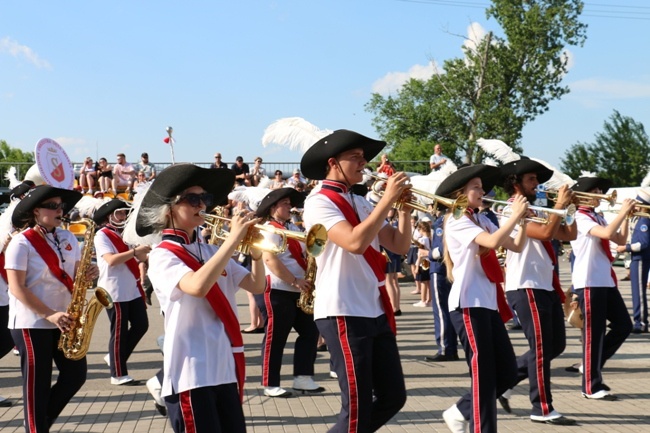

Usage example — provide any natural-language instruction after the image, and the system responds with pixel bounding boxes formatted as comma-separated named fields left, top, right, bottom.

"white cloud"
left=371, top=61, right=440, bottom=95
left=463, top=22, right=487, bottom=53
left=571, top=78, right=650, bottom=99
left=0, top=37, right=51, bottom=69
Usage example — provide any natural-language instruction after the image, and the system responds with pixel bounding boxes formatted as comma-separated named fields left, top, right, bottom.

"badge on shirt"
left=641, top=225, right=648, bottom=233
left=435, top=227, right=444, bottom=237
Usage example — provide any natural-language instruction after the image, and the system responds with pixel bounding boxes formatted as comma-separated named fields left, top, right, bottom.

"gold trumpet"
left=200, top=210, right=328, bottom=257
left=545, top=188, right=617, bottom=207
left=603, top=202, right=650, bottom=219
left=369, top=174, right=468, bottom=219
left=482, top=198, right=576, bottom=225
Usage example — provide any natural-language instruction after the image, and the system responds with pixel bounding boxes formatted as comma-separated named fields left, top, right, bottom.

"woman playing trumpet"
left=132, top=164, right=266, bottom=433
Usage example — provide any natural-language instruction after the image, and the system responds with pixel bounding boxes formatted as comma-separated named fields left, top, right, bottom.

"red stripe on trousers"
left=23, top=329, right=37, bottom=433
left=180, top=390, right=197, bottom=433
left=525, top=289, right=550, bottom=415
left=261, top=275, right=274, bottom=386
left=584, top=288, right=593, bottom=395
left=336, top=317, right=359, bottom=433
left=462, top=309, right=481, bottom=433
left=113, top=303, right=123, bottom=377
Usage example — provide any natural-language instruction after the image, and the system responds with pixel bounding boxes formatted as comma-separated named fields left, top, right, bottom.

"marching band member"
left=570, top=176, right=634, bottom=400
left=437, top=165, right=528, bottom=433
left=301, top=129, right=411, bottom=432
left=615, top=187, right=650, bottom=334
left=135, top=164, right=265, bottom=433
left=6, top=185, right=98, bottom=433
left=92, top=199, right=150, bottom=385
left=497, top=159, right=577, bottom=425
left=255, top=188, right=323, bottom=398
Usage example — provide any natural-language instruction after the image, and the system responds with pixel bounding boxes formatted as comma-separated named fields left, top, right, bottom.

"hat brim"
left=92, top=198, right=131, bottom=224
left=12, top=185, right=82, bottom=228
left=300, top=130, right=385, bottom=180
left=500, top=159, right=553, bottom=184
left=136, top=164, right=235, bottom=236
left=571, top=177, right=613, bottom=194
left=435, top=165, right=501, bottom=198
left=255, top=188, right=305, bottom=218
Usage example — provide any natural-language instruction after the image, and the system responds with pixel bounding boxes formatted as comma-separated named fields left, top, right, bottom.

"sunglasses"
left=177, top=193, right=213, bottom=208
left=214, top=156, right=222, bottom=159
left=38, top=202, right=67, bottom=211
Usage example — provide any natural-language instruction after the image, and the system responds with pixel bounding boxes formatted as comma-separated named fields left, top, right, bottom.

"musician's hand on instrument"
left=620, top=198, right=636, bottom=216
left=292, top=277, right=310, bottom=291
left=229, top=210, right=261, bottom=243
left=510, top=194, right=529, bottom=219
left=47, top=311, right=71, bottom=332
left=87, top=264, right=100, bottom=281
left=384, top=172, right=410, bottom=203
left=555, top=185, right=575, bottom=208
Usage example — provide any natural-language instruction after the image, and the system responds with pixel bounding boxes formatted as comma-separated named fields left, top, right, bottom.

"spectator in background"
left=210, top=153, right=228, bottom=169
left=79, top=157, right=99, bottom=194
left=286, top=169, right=306, bottom=188
left=231, top=156, right=251, bottom=186
left=429, top=144, right=448, bottom=171
left=377, top=154, right=396, bottom=177
left=112, top=153, right=136, bottom=194
left=97, top=157, right=113, bottom=194
left=136, top=152, right=156, bottom=181
left=270, top=170, right=286, bottom=190
left=250, top=157, right=266, bottom=186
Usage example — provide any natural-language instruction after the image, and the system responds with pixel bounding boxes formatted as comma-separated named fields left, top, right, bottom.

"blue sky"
left=1, top=1, right=649, bottom=170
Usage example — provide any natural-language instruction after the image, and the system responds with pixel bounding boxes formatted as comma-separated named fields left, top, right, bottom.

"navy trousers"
left=106, top=297, right=149, bottom=378
left=430, top=272, right=458, bottom=356
left=630, top=259, right=649, bottom=330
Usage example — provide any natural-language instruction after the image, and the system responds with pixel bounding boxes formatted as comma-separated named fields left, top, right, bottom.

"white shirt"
left=302, top=191, right=386, bottom=320
left=148, top=241, right=249, bottom=397
left=570, top=211, right=615, bottom=289
left=446, top=214, right=499, bottom=311
left=6, top=228, right=81, bottom=329
left=501, top=209, right=554, bottom=292
left=113, top=162, right=135, bottom=184
left=94, top=228, right=141, bottom=302
left=261, top=221, right=305, bottom=293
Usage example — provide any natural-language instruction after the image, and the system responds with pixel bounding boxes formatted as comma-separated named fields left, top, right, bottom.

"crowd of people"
left=0, top=132, right=648, bottom=433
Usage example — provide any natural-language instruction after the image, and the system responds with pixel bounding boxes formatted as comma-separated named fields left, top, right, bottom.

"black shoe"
left=394, top=309, right=402, bottom=316
left=506, top=323, right=522, bottom=330
left=565, top=363, right=582, bottom=373
left=602, top=383, right=611, bottom=392
left=154, top=402, right=167, bottom=416
left=0, top=399, right=12, bottom=408
left=532, top=416, right=577, bottom=425
left=424, top=353, right=459, bottom=362
left=242, top=327, right=264, bottom=334
left=316, top=344, right=327, bottom=352
left=498, top=396, right=512, bottom=413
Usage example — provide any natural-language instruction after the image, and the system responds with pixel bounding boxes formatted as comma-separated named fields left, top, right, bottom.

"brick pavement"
left=1, top=259, right=649, bottom=432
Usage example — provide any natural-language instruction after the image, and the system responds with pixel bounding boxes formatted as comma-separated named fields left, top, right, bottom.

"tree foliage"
left=560, top=111, right=650, bottom=187
left=366, top=0, right=587, bottom=166
left=0, top=140, right=35, bottom=187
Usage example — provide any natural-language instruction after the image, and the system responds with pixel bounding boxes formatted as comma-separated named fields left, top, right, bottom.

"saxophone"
left=297, top=255, right=317, bottom=314
left=58, top=218, right=114, bottom=360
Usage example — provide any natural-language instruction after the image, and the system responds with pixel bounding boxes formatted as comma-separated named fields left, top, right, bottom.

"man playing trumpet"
left=497, top=159, right=578, bottom=425
left=255, top=188, right=324, bottom=398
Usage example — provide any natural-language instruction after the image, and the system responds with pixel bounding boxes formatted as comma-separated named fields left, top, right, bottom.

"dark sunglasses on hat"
left=38, top=202, right=67, bottom=211
left=176, top=192, right=214, bottom=208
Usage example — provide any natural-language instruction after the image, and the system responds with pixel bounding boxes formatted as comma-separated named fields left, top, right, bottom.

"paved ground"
left=1, top=258, right=649, bottom=432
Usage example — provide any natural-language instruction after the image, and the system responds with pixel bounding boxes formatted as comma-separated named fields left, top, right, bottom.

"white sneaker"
left=582, top=390, right=617, bottom=401
left=413, top=301, right=428, bottom=307
left=263, top=386, right=292, bottom=398
left=442, top=404, right=468, bottom=433
left=292, top=375, right=325, bottom=393
left=578, top=364, right=583, bottom=374
left=111, top=375, right=135, bottom=385
left=329, top=371, right=338, bottom=379
left=146, top=376, right=165, bottom=406
left=104, top=354, right=111, bottom=367
left=12, top=347, right=19, bottom=356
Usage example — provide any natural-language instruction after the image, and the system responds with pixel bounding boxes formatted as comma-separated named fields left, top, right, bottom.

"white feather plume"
left=228, top=187, right=271, bottom=212
left=476, top=138, right=520, bottom=164
left=0, top=200, right=19, bottom=249
left=641, top=170, right=650, bottom=187
left=4, top=167, right=20, bottom=189
left=24, top=164, right=45, bottom=185
left=257, top=176, right=272, bottom=189
left=529, top=157, right=575, bottom=190
left=261, top=117, right=332, bottom=153
left=122, top=181, right=160, bottom=247
left=579, top=170, right=597, bottom=178
left=75, top=195, right=109, bottom=219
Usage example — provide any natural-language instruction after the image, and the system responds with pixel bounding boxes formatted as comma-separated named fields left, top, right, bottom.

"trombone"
left=545, top=188, right=617, bottom=207
left=200, top=210, right=328, bottom=257
left=482, top=198, right=576, bottom=225
left=369, top=174, right=468, bottom=219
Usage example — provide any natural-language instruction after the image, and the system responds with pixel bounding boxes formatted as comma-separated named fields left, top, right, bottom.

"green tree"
left=560, top=111, right=650, bottom=186
left=366, top=0, right=587, bottom=165
left=0, top=140, right=35, bottom=187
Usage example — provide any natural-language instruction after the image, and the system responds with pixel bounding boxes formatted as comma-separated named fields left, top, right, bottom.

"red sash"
left=268, top=221, right=307, bottom=270
left=318, top=187, right=396, bottom=335
left=100, top=227, right=147, bottom=305
left=158, top=241, right=246, bottom=402
left=577, top=207, right=618, bottom=286
left=478, top=248, right=513, bottom=323
left=0, top=252, right=7, bottom=284
left=23, top=228, right=74, bottom=293
left=540, top=240, right=566, bottom=303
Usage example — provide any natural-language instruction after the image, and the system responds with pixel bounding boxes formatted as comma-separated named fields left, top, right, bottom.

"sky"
left=1, top=1, right=649, bottom=171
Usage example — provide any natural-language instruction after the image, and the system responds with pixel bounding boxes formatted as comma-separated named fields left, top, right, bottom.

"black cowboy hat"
left=10, top=180, right=36, bottom=200
left=300, top=130, right=385, bottom=180
left=500, top=157, right=553, bottom=184
left=255, top=188, right=305, bottom=218
left=571, top=176, right=613, bottom=193
left=92, top=198, right=131, bottom=224
left=136, top=164, right=235, bottom=236
left=12, top=185, right=82, bottom=228
left=435, top=164, right=501, bottom=198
